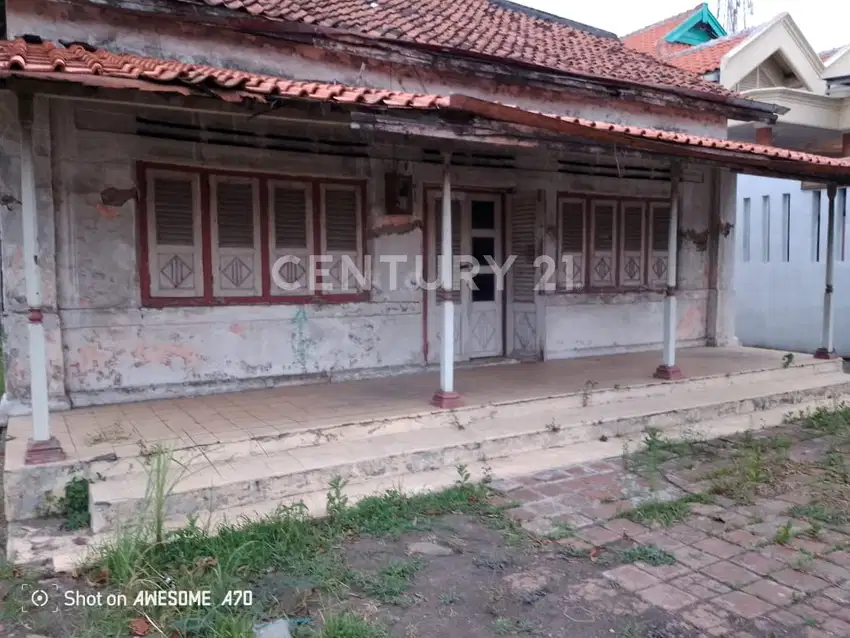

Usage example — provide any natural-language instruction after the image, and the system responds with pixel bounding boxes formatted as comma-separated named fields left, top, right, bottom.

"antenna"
left=715, top=0, right=755, bottom=33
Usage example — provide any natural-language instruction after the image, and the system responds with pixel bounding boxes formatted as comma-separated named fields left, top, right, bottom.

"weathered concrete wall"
left=543, top=168, right=715, bottom=359
left=7, top=0, right=728, bottom=138
left=0, top=92, right=719, bottom=408
left=0, top=92, right=69, bottom=410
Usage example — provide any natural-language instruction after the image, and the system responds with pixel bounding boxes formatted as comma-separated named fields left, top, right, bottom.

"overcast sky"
left=521, top=1, right=849, bottom=53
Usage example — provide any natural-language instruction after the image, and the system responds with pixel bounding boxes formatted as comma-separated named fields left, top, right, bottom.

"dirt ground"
left=2, top=414, right=850, bottom=637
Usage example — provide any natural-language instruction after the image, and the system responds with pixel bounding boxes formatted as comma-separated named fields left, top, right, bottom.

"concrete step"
left=89, top=370, right=850, bottom=534
left=86, top=356, right=841, bottom=477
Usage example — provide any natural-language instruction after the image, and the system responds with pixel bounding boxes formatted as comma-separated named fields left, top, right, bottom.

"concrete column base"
left=653, top=365, right=685, bottom=381
left=430, top=391, right=464, bottom=409
left=814, top=348, right=839, bottom=360
left=25, top=437, right=67, bottom=465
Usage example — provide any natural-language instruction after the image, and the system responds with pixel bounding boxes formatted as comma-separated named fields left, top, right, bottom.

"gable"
left=736, top=53, right=805, bottom=91
left=720, top=14, right=825, bottom=94
left=664, top=3, right=727, bottom=46
left=824, top=46, right=850, bottom=81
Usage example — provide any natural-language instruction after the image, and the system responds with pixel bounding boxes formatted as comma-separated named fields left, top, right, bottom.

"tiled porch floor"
left=5, top=347, right=806, bottom=468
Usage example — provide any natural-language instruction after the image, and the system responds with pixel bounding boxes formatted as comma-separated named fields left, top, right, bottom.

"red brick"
left=665, top=524, right=709, bottom=545
left=576, top=525, right=622, bottom=546
left=603, top=518, right=647, bottom=538
left=508, top=487, right=546, bottom=503
left=693, top=537, right=745, bottom=559
left=714, top=591, right=776, bottom=619
left=681, top=604, right=732, bottom=631
left=822, top=587, right=850, bottom=604
left=769, top=609, right=805, bottom=627
left=634, top=560, right=691, bottom=581
left=808, top=558, right=850, bottom=585
left=789, top=537, right=831, bottom=555
left=672, top=546, right=721, bottom=569
left=603, top=564, right=660, bottom=592
left=742, top=579, right=797, bottom=606
left=702, top=561, right=760, bottom=587
left=534, top=480, right=575, bottom=498
left=771, top=569, right=830, bottom=593
left=722, top=529, right=762, bottom=549
left=731, top=551, right=785, bottom=576
left=824, top=550, right=850, bottom=567
left=670, top=573, right=730, bottom=599
left=638, top=583, right=699, bottom=610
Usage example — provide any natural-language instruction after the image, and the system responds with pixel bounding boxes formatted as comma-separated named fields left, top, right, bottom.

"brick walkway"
left=490, top=432, right=850, bottom=638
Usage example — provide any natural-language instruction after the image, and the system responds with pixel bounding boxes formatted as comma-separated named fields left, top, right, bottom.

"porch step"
left=88, top=369, right=850, bottom=535
left=86, top=356, right=841, bottom=476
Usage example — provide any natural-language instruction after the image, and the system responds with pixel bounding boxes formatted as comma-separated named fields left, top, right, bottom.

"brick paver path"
left=490, top=437, right=850, bottom=638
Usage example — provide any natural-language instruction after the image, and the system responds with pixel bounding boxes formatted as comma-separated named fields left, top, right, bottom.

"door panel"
left=507, top=190, right=541, bottom=358
left=465, top=195, right=503, bottom=358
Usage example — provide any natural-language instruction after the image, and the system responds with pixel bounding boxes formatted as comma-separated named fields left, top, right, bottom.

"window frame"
left=138, top=162, right=368, bottom=307
left=556, top=193, right=673, bottom=293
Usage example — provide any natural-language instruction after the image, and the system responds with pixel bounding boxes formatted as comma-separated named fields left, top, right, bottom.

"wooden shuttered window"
left=321, top=185, right=364, bottom=293
left=212, top=177, right=261, bottom=297
left=510, top=191, right=538, bottom=303
left=557, top=196, right=672, bottom=291
left=620, top=203, right=645, bottom=287
left=141, top=166, right=365, bottom=305
left=559, top=198, right=586, bottom=291
left=590, top=200, right=617, bottom=288
left=270, top=181, right=312, bottom=295
left=147, top=171, right=203, bottom=297
left=649, top=203, right=672, bottom=289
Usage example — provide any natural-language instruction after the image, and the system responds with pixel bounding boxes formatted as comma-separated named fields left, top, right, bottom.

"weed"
left=774, top=521, right=795, bottom=545
left=625, top=494, right=714, bottom=527
left=793, top=550, right=814, bottom=572
left=559, top=544, right=591, bottom=559
left=492, top=618, right=533, bottom=635
left=615, top=544, right=677, bottom=566
left=581, top=379, right=598, bottom=407
left=349, top=558, right=423, bottom=605
left=58, top=476, right=91, bottom=530
left=624, top=427, right=698, bottom=486
left=797, top=403, right=850, bottom=435
left=302, top=614, right=389, bottom=638
left=804, top=618, right=819, bottom=628
left=617, top=622, right=648, bottom=638
left=782, top=353, right=794, bottom=368
left=544, top=523, right=574, bottom=540
left=439, top=590, right=462, bottom=605
left=545, top=419, right=561, bottom=433
left=455, top=464, right=471, bottom=486
left=788, top=505, right=849, bottom=527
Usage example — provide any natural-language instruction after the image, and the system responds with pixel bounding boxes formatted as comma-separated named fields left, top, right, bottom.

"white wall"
left=735, top=173, right=850, bottom=355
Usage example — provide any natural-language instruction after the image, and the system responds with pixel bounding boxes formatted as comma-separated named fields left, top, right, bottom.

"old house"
left=624, top=4, right=850, bottom=356
left=3, top=0, right=850, bottom=566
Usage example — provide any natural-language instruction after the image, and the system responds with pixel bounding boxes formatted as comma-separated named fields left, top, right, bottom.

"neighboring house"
left=625, top=4, right=850, bottom=356
left=1, top=0, right=849, bottom=468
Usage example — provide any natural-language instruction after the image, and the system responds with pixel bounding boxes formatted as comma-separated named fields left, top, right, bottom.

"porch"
left=2, top=346, right=813, bottom=469
left=6, top=346, right=850, bottom=568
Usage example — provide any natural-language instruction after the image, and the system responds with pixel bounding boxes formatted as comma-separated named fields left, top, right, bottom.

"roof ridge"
left=620, top=3, right=704, bottom=40
left=665, top=20, right=766, bottom=60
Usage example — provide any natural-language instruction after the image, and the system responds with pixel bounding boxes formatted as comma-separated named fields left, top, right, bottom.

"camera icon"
left=30, top=589, right=50, bottom=607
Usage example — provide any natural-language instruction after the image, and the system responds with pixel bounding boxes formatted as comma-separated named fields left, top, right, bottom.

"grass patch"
left=708, top=434, right=793, bottom=503
left=492, top=617, right=534, bottom=635
left=10, top=455, right=512, bottom=638
left=294, top=613, right=389, bottom=638
left=624, top=493, right=714, bottom=527
left=588, top=543, right=676, bottom=568
left=789, top=504, right=849, bottom=527
left=795, top=403, right=850, bottom=435
left=544, top=522, right=574, bottom=540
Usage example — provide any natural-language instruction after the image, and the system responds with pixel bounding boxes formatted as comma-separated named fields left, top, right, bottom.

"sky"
left=520, top=0, right=850, bottom=53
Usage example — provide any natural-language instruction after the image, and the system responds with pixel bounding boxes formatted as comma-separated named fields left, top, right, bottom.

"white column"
left=816, top=184, right=838, bottom=359
left=19, top=94, right=63, bottom=463
left=655, top=163, right=684, bottom=380
left=431, top=154, right=462, bottom=408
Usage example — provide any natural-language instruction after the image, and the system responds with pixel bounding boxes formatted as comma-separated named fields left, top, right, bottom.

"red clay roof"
left=175, top=0, right=735, bottom=99
left=0, top=39, right=448, bottom=108
left=3, top=39, right=848, bottom=179
left=621, top=4, right=702, bottom=58
left=665, top=31, right=751, bottom=74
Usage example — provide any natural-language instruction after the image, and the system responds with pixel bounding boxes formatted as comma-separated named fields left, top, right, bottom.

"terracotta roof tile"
left=178, top=0, right=735, bottom=99
left=0, top=39, right=449, bottom=108
left=621, top=4, right=703, bottom=57
left=665, top=28, right=756, bottom=75
left=4, top=39, right=847, bottom=177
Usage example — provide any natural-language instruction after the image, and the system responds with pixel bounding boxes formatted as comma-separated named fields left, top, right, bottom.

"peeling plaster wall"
left=47, top=101, right=425, bottom=404
left=7, top=0, right=728, bottom=137
left=0, top=92, right=68, bottom=407
left=544, top=169, right=715, bottom=359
